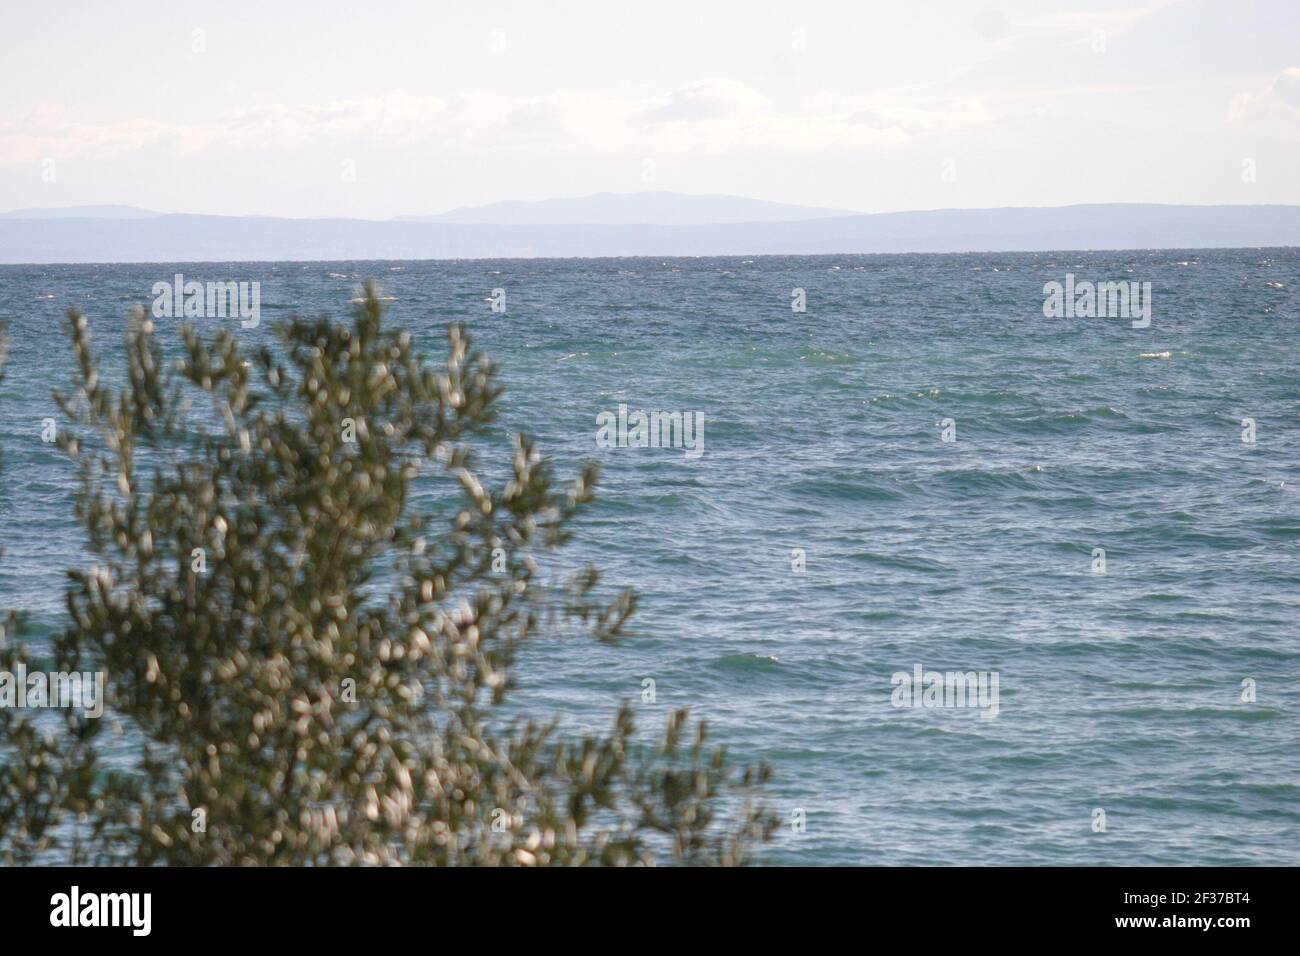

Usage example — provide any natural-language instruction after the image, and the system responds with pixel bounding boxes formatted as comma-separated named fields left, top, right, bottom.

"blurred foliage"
left=0, top=288, right=775, bottom=865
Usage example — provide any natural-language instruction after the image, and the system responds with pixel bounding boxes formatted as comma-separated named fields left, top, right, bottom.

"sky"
left=1, top=0, right=1297, bottom=219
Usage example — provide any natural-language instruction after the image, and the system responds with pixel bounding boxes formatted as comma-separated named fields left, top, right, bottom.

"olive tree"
left=0, top=288, right=774, bottom=865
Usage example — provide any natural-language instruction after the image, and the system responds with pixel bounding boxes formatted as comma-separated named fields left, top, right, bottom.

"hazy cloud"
left=1229, top=67, right=1300, bottom=122
left=2, top=80, right=967, bottom=165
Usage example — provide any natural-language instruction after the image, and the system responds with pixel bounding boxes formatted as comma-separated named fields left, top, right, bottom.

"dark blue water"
left=1, top=251, right=1297, bottom=864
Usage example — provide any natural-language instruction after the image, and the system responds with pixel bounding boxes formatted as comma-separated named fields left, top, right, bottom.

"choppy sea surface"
left=1, top=250, right=1297, bottom=865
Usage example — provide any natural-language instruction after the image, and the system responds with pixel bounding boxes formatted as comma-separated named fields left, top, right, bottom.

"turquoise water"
left=1, top=251, right=1297, bottom=865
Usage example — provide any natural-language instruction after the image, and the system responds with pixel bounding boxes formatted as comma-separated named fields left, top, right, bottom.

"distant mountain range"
left=1, top=194, right=1298, bottom=263
left=396, top=192, right=859, bottom=225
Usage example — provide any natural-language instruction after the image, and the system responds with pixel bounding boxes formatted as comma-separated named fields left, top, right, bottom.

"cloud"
left=0, top=79, right=1002, bottom=166
left=644, top=78, right=766, bottom=121
left=1229, top=66, right=1300, bottom=122
left=0, top=96, right=453, bottom=164
left=1270, top=67, right=1300, bottom=108
left=0, top=104, right=179, bottom=164
left=1015, top=3, right=1171, bottom=39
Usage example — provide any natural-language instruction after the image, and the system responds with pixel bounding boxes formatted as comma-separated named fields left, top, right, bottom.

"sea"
left=1, top=249, right=1297, bottom=865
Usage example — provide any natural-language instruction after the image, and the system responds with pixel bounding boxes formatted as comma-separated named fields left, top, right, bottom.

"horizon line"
left=6, top=198, right=1300, bottom=224
left=4, top=243, right=1298, bottom=270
